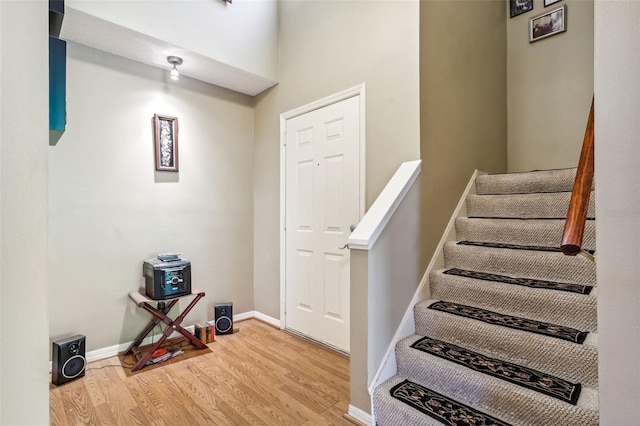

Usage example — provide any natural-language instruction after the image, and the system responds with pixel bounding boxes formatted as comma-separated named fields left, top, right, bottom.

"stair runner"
left=373, top=168, right=598, bottom=426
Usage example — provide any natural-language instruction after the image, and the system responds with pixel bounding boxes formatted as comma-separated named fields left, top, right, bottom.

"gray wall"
left=349, top=249, right=369, bottom=413
left=49, top=43, right=255, bottom=351
left=507, top=0, right=594, bottom=172
left=419, top=0, right=507, bottom=269
left=253, top=0, right=421, bottom=319
left=594, top=2, right=640, bottom=423
left=0, top=1, right=50, bottom=424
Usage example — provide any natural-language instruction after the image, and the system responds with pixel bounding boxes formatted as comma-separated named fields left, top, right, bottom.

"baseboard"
left=235, top=311, right=281, bottom=328
left=367, top=169, right=481, bottom=395
left=347, top=404, right=372, bottom=426
left=50, top=311, right=280, bottom=371
left=234, top=311, right=255, bottom=322
left=253, top=311, right=281, bottom=328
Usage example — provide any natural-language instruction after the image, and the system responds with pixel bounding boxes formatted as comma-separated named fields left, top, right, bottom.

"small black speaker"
left=52, top=334, right=86, bottom=386
left=214, top=302, right=233, bottom=335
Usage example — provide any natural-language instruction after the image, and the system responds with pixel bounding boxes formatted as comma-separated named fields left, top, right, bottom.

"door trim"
left=279, top=84, right=366, bottom=331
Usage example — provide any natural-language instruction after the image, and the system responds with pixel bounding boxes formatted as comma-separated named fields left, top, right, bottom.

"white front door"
left=284, top=95, right=361, bottom=353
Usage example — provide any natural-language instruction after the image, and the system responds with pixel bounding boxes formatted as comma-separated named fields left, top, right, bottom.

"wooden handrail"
left=561, top=97, right=595, bottom=257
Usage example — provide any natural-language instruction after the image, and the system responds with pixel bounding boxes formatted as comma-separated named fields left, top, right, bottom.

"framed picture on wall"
left=544, top=0, right=561, bottom=7
left=153, top=114, right=179, bottom=172
left=510, top=0, right=533, bottom=18
left=530, top=5, right=566, bottom=43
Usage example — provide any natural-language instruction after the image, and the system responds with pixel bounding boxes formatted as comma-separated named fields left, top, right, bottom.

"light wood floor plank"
left=50, top=319, right=354, bottom=426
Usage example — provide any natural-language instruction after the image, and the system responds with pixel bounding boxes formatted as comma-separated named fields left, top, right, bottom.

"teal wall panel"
left=49, top=36, right=66, bottom=145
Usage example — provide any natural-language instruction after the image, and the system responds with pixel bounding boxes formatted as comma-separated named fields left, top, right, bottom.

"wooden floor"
left=50, top=319, right=354, bottom=426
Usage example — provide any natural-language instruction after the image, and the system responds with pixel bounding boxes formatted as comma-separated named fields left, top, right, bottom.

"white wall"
left=594, top=2, right=640, bottom=423
left=0, top=1, right=50, bottom=424
left=67, top=0, right=278, bottom=81
left=49, top=42, right=255, bottom=351
left=507, top=0, right=594, bottom=172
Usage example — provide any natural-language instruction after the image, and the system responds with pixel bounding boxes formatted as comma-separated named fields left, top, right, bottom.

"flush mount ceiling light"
left=167, top=56, right=183, bottom=81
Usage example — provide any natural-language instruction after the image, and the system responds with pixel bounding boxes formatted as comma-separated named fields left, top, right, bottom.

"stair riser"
left=475, top=168, right=580, bottom=195
left=443, top=242, right=596, bottom=286
left=413, top=303, right=598, bottom=387
left=466, top=192, right=595, bottom=219
left=430, top=272, right=597, bottom=331
left=395, top=338, right=599, bottom=426
left=456, top=218, right=596, bottom=252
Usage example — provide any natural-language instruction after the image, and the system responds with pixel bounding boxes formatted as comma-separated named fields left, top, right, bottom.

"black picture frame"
left=544, top=0, right=562, bottom=7
left=510, top=0, right=533, bottom=18
left=153, top=114, right=179, bottom=172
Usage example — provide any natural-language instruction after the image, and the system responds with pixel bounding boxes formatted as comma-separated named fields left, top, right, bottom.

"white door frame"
left=279, top=84, right=366, bottom=331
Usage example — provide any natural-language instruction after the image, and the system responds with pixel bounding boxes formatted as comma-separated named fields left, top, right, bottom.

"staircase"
left=373, top=168, right=598, bottom=426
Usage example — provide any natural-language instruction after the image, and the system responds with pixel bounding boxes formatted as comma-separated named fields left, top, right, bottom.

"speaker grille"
left=215, top=316, right=232, bottom=333
left=62, top=355, right=86, bottom=379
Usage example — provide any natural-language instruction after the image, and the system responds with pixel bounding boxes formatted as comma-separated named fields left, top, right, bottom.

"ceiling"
left=59, top=6, right=278, bottom=96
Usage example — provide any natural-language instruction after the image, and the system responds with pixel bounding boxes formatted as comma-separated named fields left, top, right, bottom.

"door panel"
left=285, top=95, right=360, bottom=352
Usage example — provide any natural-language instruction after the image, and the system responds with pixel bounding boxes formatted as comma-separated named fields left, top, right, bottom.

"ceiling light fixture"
left=167, top=56, right=183, bottom=81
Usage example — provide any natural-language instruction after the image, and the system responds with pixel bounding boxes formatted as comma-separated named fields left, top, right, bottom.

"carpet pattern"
left=390, top=380, right=511, bottom=426
left=428, top=301, right=588, bottom=344
left=410, top=337, right=581, bottom=405
left=457, top=240, right=596, bottom=255
left=443, top=268, right=593, bottom=295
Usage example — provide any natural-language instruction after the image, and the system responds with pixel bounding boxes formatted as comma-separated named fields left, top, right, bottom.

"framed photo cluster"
left=509, top=0, right=567, bottom=43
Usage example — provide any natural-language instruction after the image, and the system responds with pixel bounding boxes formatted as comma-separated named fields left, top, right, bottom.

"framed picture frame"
left=153, top=114, right=179, bottom=172
left=544, top=0, right=561, bottom=7
left=510, top=0, right=533, bottom=18
left=530, top=5, right=566, bottom=43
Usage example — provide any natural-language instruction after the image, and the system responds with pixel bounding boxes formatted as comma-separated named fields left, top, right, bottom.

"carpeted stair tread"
left=381, top=376, right=512, bottom=426
left=466, top=191, right=595, bottom=219
left=409, top=336, right=581, bottom=404
left=428, top=300, right=588, bottom=344
left=414, top=300, right=599, bottom=387
left=443, top=241, right=596, bottom=286
left=455, top=217, right=596, bottom=252
left=475, top=168, right=582, bottom=195
left=394, top=335, right=599, bottom=426
left=443, top=268, right=592, bottom=294
left=374, top=376, right=471, bottom=426
left=430, top=270, right=597, bottom=331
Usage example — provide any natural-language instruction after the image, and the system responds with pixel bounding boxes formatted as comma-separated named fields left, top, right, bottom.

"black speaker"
left=52, top=334, right=86, bottom=386
left=214, top=302, right=233, bottom=335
